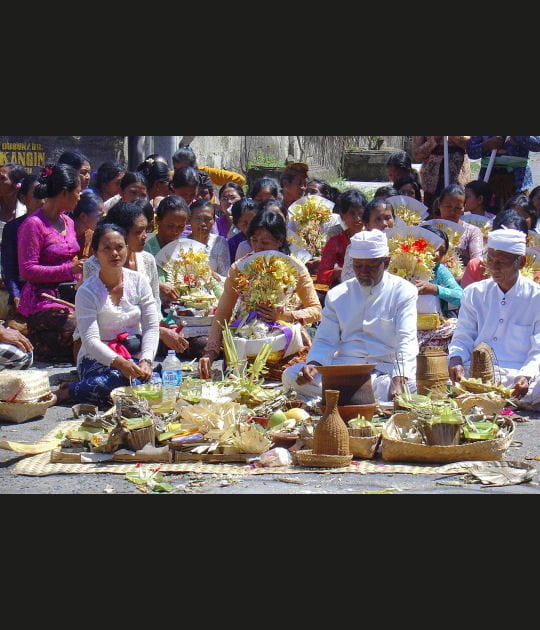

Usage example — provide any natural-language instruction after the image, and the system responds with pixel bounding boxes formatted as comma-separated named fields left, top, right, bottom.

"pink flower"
left=501, top=408, right=514, bottom=416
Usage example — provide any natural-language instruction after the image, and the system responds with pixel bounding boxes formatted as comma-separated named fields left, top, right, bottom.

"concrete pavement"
left=1, top=362, right=539, bottom=495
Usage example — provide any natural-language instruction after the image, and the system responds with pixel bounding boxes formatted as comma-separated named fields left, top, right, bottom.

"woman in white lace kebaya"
left=83, top=201, right=188, bottom=357
left=56, top=224, right=160, bottom=407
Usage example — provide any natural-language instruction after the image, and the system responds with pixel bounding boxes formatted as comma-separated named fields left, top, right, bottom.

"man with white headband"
left=282, top=229, right=419, bottom=403
left=449, top=227, right=540, bottom=408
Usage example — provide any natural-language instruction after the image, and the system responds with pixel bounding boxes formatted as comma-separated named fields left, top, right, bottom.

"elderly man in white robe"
left=282, top=230, right=419, bottom=404
left=448, top=228, right=540, bottom=409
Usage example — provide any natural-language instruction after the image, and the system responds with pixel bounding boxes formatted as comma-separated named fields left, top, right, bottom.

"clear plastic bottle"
left=161, top=350, right=183, bottom=402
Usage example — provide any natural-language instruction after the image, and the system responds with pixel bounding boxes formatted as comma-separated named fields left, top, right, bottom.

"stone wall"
left=188, top=136, right=411, bottom=180
left=0, top=135, right=411, bottom=180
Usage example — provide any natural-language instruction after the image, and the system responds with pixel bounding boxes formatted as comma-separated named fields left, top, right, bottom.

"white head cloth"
left=487, top=228, right=526, bottom=256
left=349, top=229, right=390, bottom=259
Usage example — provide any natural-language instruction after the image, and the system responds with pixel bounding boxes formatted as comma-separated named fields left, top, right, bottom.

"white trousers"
left=282, top=363, right=417, bottom=404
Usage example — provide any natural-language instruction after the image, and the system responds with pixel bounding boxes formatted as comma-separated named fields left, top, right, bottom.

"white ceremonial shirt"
left=448, top=275, right=540, bottom=378
left=307, top=271, right=419, bottom=379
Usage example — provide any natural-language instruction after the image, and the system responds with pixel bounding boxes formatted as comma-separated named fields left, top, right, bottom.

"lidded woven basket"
left=416, top=348, right=449, bottom=399
left=0, top=370, right=51, bottom=403
left=470, top=343, right=496, bottom=383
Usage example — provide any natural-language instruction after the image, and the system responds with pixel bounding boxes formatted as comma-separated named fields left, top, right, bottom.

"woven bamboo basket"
left=313, top=390, right=350, bottom=456
left=381, top=412, right=515, bottom=463
left=470, top=342, right=496, bottom=383
left=416, top=349, right=449, bottom=399
left=422, top=421, right=463, bottom=446
left=0, top=369, right=51, bottom=403
left=295, top=390, right=353, bottom=468
left=0, top=393, right=57, bottom=424
left=348, top=433, right=381, bottom=459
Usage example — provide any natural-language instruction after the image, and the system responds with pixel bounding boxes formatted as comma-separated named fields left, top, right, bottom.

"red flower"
left=412, top=239, right=429, bottom=253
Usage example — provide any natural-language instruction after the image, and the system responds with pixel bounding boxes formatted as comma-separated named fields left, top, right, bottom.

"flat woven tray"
left=303, top=434, right=381, bottom=460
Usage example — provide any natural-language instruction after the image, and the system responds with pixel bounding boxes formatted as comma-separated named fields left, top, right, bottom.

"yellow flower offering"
left=288, top=195, right=333, bottom=256
left=162, top=248, right=218, bottom=308
left=234, top=252, right=299, bottom=311
left=394, top=204, right=423, bottom=226
left=387, top=235, right=436, bottom=282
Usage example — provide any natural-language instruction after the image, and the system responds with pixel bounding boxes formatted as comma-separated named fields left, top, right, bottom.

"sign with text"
left=0, top=136, right=127, bottom=173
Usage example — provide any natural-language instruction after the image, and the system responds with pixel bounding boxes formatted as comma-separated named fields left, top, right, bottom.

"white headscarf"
left=349, top=229, right=390, bottom=259
left=487, top=228, right=526, bottom=256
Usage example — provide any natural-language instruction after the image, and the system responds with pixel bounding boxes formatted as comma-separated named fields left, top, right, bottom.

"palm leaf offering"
left=453, top=378, right=513, bottom=398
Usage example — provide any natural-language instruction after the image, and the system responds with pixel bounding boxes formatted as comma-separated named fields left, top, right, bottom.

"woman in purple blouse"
left=17, top=164, right=83, bottom=363
left=215, top=182, right=244, bottom=239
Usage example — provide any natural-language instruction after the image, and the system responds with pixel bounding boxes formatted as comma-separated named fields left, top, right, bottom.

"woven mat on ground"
left=9, top=421, right=499, bottom=478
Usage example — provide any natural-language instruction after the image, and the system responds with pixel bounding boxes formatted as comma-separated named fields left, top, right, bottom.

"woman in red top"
left=316, top=190, right=367, bottom=288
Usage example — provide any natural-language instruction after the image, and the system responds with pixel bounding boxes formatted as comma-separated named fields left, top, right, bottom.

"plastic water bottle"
left=149, top=373, right=162, bottom=387
left=161, top=350, right=183, bottom=402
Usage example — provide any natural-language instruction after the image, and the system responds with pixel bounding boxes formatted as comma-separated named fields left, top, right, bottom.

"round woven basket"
left=294, top=449, right=353, bottom=468
left=0, top=393, right=57, bottom=424
left=349, top=434, right=381, bottom=459
left=381, top=412, right=515, bottom=463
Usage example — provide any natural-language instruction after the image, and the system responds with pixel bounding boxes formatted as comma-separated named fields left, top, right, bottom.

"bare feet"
left=54, top=382, right=71, bottom=404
